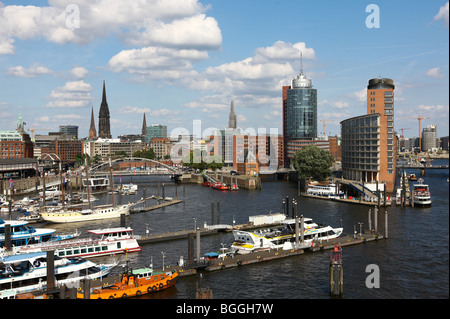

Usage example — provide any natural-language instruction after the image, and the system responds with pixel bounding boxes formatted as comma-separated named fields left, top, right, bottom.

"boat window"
left=95, top=247, right=101, bottom=252
left=58, top=251, right=65, bottom=256
left=102, top=246, right=108, bottom=251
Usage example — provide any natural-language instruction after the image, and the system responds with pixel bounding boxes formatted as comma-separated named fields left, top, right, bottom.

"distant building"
left=83, top=138, right=144, bottom=159
left=0, top=115, right=33, bottom=159
left=421, top=125, right=437, bottom=151
left=98, top=81, right=112, bottom=139
left=59, top=125, right=78, bottom=140
left=145, top=124, right=167, bottom=143
left=440, top=136, right=449, bottom=150
left=150, top=137, right=173, bottom=160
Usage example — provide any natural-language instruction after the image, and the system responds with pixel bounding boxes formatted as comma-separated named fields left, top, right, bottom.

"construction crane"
left=320, top=119, right=333, bottom=137
left=28, top=127, right=51, bottom=141
left=399, top=128, right=410, bottom=139
left=417, top=116, right=430, bottom=150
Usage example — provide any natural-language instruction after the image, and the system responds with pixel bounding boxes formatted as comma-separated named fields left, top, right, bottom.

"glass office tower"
left=284, top=70, right=317, bottom=140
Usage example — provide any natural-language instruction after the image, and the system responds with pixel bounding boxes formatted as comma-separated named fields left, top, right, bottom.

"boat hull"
left=40, top=204, right=131, bottom=223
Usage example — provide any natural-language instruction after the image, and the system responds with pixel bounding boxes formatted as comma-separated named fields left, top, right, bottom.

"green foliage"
left=182, top=150, right=224, bottom=170
left=292, top=145, right=333, bottom=180
left=133, top=148, right=155, bottom=160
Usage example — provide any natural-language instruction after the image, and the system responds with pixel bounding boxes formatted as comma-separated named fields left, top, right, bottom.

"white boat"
left=39, top=186, right=62, bottom=199
left=306, top=183, right=344, bottom=198
left=231, top=217, right=343, bottom=254
left=16, top=227, right=141, bottom=258
left=118, top=183, right=138, bottom=195
left=413, top=179, right=432, bottom=206
left=39, top=204, right=132, bottom=223
left=82, top=175, right=110, bottom=191
left=0, top=251, right=116, bottom=295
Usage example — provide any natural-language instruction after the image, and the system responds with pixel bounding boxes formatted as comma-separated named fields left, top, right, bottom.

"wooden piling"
left=211, top=201, right=215, bottom=225
left=385, top=210, right=388, bottom=239
left=196, top=228, right=201, bottom=265
left=374, top=207, right=378, bottom=233
left=368, top=209, right=372, bottom=232
left=330, top=245, right=343, bottom=297
left=217, top=201, right=221, bottom=224
left=188, top=232, right=195, bottom=265
left=46, top=250, right=55, bottom=292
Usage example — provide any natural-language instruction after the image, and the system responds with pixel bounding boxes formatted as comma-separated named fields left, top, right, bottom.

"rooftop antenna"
left=300, top=51, right=303, bottom=74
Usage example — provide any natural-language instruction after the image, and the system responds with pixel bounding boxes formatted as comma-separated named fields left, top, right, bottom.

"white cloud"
left=348, top=88, right=366, bottom=102
left=426, top=67, right=444, bottom=78
left=6, top=64, right=53, bottom=78
left=46, top=80, right=93, bottom=108
left=70, top=66, right=89, bottom=79
left=417, top=104, right=448, bottom=111
left=433, top=1, right=449, bottom=26
left=0, top=0, right=215, bottom=54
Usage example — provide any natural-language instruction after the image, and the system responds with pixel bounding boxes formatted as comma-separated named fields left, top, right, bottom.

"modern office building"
left=282, top=59, right=317, bottom=167
left=421, top=125, right=437, bottom=151
left=341, top=77, right=397, bottom=193
left=59, top=125, right=78, bottom=140
left=145, top=124, right=167, bottom=143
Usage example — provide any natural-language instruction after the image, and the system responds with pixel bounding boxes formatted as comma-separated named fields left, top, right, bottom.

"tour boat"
left=0, top=219, right=78, bottom=249
left=306, top=183, right=344, bottom=198
left=413, top=179, right=432, bottom=206
left=16, top=227, right=141, bottom=258
left=231, top=217, right=343, bottom=254
left=0, top=251, right=116, bottom=295
left=82, top=175, right=110, bottom=191
left=77, top=263, right=178, bottom=299
left=39, top=203, right=132, bottom=223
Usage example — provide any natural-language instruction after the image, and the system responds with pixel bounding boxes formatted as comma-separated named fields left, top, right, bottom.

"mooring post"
left=188, top=232, right=195, bottom=266
left=374, top=207, right=378, bottom=233
left=183, top=186, right=186, bottom=202
left=120, top=213, right=126, bottom=228
left=295, top=215, right=300, bottom=248
left=385, top=210, right=388, bottom=239
left=162, top=183, right=165, bottom=201
left=46, top=250, right=55, bottom=292
left=300, top=215, right=304, bottom=243
left=282, top=199, right=286, bottom=215
left=143, top=187, right=146, bottom=208
left=196, top=227, right=201, bottom=265
left=285, top=196, right=289, bottom=218
left=211, top=201, right=215, bottom=225
left=368, top=209, right=372, bottom=232
left=330, top=244, right=343, bottom=297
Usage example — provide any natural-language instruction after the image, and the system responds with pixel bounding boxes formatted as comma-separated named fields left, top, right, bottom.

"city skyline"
left=0, top=1, right=448, bottom=139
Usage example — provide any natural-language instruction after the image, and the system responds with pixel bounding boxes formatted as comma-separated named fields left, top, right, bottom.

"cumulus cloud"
left=0, top=0, right=217, bottom=54
left=70, top=66, right=89, bottom=79
left=417, top=104, right=448, bottom=111
left=433, top=1, right=449, bottom=26
left=46, top=80, right=93, bottom=108
left=6, top=64, right=53, bottom=78
left=426, top=67, right=444, bottom=78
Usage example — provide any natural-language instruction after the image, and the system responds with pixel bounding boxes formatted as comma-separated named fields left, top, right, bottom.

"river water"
left=9, top=159, right=448, bottom=299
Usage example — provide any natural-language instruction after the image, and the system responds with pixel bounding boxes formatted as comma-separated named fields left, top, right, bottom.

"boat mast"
left=85, top=158, right=91, bottom=210
left=109, top=157, right=115, bottom=207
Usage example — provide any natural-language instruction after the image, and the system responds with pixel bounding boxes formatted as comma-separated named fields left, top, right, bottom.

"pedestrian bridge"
left=89, top=157, right=183, bottom=174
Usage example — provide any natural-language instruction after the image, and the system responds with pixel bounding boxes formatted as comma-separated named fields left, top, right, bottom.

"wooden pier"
left=130, top=197, right=183, bottom=213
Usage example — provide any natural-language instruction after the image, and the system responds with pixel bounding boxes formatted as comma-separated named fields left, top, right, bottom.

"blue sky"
left=0, top=0, right=448, bottom=139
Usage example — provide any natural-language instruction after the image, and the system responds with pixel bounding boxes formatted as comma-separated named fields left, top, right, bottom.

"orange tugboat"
left=77, top=263, right=178, bottom=299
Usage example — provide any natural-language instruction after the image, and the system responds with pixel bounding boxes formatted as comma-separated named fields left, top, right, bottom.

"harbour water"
left=5, top=159, right=448, bottom=299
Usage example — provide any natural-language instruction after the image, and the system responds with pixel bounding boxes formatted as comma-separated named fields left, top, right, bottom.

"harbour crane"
left=399, top=128, right=410, bottom=139
left=28, top=127, right=51, bottom=141
left=416, top=116, right=430, bottom=150
left=319, top=119, right=334, bottom=137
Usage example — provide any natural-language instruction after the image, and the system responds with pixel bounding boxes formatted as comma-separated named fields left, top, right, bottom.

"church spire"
left=142, top=113, right=147, bottom=139
left=98, top=80, right=111, bottom=138
left=228, top=100, right=237, bottom=129
left=89, top=105, right=97, bottom=139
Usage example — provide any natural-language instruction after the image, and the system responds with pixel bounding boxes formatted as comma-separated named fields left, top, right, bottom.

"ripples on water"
left=7, top=160, right=448, bottom=299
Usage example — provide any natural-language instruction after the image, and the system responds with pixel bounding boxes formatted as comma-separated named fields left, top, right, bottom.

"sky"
left=0, top=0, right=448, bottom=140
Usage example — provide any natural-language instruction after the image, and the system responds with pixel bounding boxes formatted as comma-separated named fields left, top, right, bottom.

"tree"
left=133, top=149, right=155, bottom=160
left=292, top=145, right=333, bottom=181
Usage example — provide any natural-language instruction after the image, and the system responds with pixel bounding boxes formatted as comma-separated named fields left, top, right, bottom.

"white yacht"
left=16, top=227, right=141, bottom=258
left=413, top=179, right=432, bottom=206
left=306, top=183, right=344, bottom=198
left=40, top=203, right=131, bottom=223
left=231, top=217, right=343, bottom=254
left=0, top=251, right=116, bottom=295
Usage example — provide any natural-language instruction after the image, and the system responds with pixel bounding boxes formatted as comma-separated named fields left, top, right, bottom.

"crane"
left=28, top=127, right=51, bottom=141
left=399, top=128, right=410, bottom=139
left=319, top=119, right=334, bottom=137
left=417, top=116, right=430, bottom=150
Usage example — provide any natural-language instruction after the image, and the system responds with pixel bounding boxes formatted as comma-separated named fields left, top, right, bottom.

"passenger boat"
left=39, top=186, right=62, bottom=199
left=82, top=175, right=110, bottom=191
left=0, top=219, right=78, bottom=248
left=306, top=183, right=344, bottom=198
left=76, top=263, right=178, bottom=299
left=16, top=227, right=141, bottom=258
left=0, top=251, right=116, bottom=295
left=231, top=217, right=343, bottom=254
left=39, top=203, right=132, bottom=223
left=118, top=183, right=138, bottom=195
left=413, top=179, right=432, bottom=206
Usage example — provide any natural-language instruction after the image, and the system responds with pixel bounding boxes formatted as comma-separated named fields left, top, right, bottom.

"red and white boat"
left=14, top=227, right=142, bottom=258
left=211, top=182, right=229, bottom=190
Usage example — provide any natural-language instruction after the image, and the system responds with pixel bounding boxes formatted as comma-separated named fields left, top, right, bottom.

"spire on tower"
left=300, top=51, right=303, bottom=74
left=228, top=100, right=237, bottom=129
left=142, top=113, right=147, bottom=138
left=89, top=105, right=97, bottom=139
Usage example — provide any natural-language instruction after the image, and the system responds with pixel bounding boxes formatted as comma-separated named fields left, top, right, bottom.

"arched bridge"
left=89, top=157, right=183, bottom=174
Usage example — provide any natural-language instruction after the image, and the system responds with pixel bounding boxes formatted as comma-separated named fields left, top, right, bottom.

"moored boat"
left=16, top=227, right=141, bottom=258
left=40, top=203, right=132, bottom=223
left=413, top=179, right=431, bottom=206
left=76, top=263, right=178, bottom=299
left=0, top=251, right=116, bottom=295
left=306, top=183, right=344, bottom=198
left=231, top=217, right=343, bottom=254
